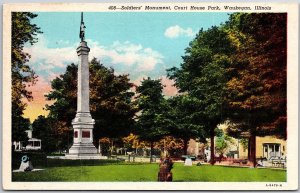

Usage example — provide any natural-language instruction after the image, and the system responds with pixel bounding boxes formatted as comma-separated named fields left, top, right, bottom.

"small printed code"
left=108, top=6, right=118, bottom=10
left=266, top=183, right=283, bottom=187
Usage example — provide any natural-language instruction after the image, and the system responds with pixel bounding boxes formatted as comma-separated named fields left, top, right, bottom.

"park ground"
left=12, top=155, right=286, bottom=182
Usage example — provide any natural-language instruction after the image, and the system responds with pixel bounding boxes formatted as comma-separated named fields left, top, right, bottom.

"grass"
left=172, top=164, right=286, bottom=182
left=12, top=162, right=286, bottom=182
left=12, top=152, right=122, bottom=169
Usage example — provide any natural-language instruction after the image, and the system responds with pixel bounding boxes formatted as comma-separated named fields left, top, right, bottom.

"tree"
left=32, top=116, right=58, bottom=152
left=215, top=130, right=234, bottom=155
left=167, top=26, right=234, bottom=164
left=45, top=63, right=77, bottom=151
left=11, top=12, right=42, bottom=142
left=122, top=133, right=139, bottom=151
left=224, top=13, right=287, bottom=167
left=12, top=111, right=30, bottom=143
left=166, top=95, right=206, bottom=155
left=134, top=78, right=170, bottom=162
left=156, top=136, right=184, bottom=157
left=89, top=58, right=137, bottom=144
left=46, top=58, right=136, bottom=151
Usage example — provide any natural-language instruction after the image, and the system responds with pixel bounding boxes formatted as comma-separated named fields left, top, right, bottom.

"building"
left=238, top=136, right=286, bottom=160
left=187, top=135, right=286, bottom=161
left=13, top=126, right=42, bottom=151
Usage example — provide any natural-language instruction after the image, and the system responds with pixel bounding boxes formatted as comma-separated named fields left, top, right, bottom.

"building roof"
left=28, top=138, right=41, bottom=141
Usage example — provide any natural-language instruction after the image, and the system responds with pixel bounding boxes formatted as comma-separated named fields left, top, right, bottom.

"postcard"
left=2, top=2, right=298, bottom=190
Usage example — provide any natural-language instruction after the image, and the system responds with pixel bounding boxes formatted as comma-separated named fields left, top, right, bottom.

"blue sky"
left=27, top=12, right=230, bottom=82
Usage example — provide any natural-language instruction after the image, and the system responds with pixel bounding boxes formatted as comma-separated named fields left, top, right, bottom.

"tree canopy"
left=32, top=115, right=58, bottom=152
left=45, top=58, right=137, bottom=150
left=11, top=12, right=42, bottom=142
left=224, top=13, right=287, bottom=166
left=167, top=13, right=286, bottom=166
left=134, top=78, right=170, bottom=161
left=167, top=26, right=233, bottom=163
left=166, top=95, right=206, bottom=155
left=225, top=13, right=287, bottom=139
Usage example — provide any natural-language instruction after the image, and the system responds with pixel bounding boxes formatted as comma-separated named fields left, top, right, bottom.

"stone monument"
left=18, top=155, right=34, bottom=172
left=184, top=157, right=193, bottom=166
left=65, top=12, right=99, bottom=159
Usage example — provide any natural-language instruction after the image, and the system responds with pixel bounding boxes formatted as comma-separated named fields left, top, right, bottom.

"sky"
left=22, top=12, right=230, bottom=122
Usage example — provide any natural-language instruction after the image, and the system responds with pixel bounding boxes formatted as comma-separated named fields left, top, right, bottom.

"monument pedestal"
left=65, top=117, right=100, bottom=158
left=67, top=112, right=98, bottom=155
left=65, top=142, right=99, bottom=159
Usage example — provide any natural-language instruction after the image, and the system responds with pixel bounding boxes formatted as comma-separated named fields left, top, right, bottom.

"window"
left=82, top=131, right=90, bottom=138
left=74, top=131, right=78, bottom=138
left=34, top=141, right=40, bottom=147
left=263, top=143, right=281, bottom=158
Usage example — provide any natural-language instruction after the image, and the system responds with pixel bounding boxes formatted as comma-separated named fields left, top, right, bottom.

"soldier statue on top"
left=79, top=12, right=86, bottom=41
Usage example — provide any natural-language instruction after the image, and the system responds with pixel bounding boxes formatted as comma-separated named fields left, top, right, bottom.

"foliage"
left=167, top=13, right=287, bottom=166
left=12, top=108, right=30, bottom=143
left=122, top=133, right=140, bottom=149
left=32, top=116, right=66, bottom=153
left=215, top=130, right=235, bottom=155
left=167, top=26, right=233, bottom=163
left=45, top=58, right=137, bottom=151
left=166, top=95, right=206, bottom=155
left=134, top=78, right=169, bottom=142
left=11, top=12, right=42, bottom=142
left=225, top=13, right=287, bottom=139
left=46, top=63, right=77, bottom=126
left=134, top=78, right=170, bottom=161
left=239, top=138, right=248, bottom=152
left=89, top=58, right=137, bottom=140
left=45, top=63, right=77, bottom=150
left=155, top=136, right=184, bottom=157
left=224, top=13, right=287, bottom=166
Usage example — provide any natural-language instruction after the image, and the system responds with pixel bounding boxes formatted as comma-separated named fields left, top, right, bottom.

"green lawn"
left=12, top=163, right=286, bottom=182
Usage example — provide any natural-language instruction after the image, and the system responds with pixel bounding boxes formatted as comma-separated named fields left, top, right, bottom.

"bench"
left=271, top=159, right=286, bottom=168
left=181, top=155, right=196, bottom=161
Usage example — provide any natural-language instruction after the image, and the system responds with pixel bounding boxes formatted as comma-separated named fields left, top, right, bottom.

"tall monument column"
left=66, top=12, right=98, bottom=158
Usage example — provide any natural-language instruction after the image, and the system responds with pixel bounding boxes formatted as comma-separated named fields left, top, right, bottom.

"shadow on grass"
left=12, top=152, right=155, bottom=170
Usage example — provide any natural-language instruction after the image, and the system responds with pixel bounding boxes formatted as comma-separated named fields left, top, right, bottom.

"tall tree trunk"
left=210, top=128, right=215, bottom=165
left=247, top=137, right=251, bottom=160
left=98, top=139, right=102, bottom=156
left=183, top=138, right=188, bottom=155
left=249, top=134, right=256, bottom=167
left=163, top=139, right=167, bottom=157
left=150, top=141, right=154, bottom=163
left=111, top=139, right=114, bottom=155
